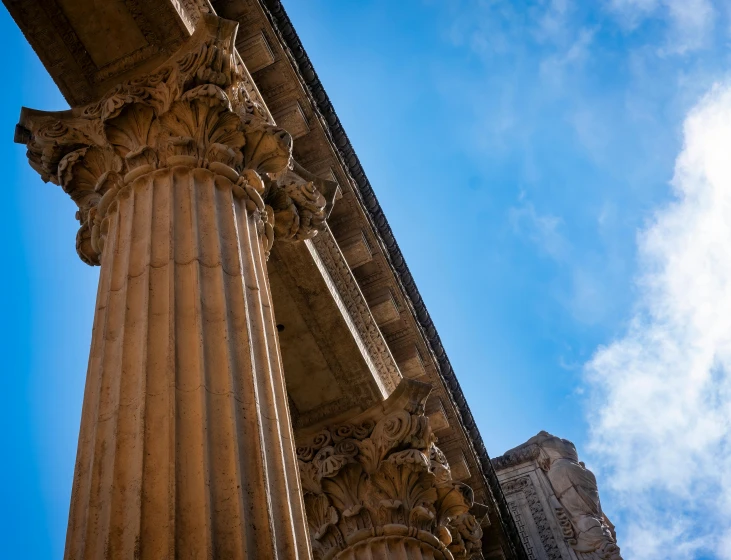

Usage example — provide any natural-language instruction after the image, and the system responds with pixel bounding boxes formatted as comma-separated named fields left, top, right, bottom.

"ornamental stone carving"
left=16, top=14, right=332, bottom=266
left=296, top=380, right=485, bottom=560
left=501, top=432, right=622, bottom=560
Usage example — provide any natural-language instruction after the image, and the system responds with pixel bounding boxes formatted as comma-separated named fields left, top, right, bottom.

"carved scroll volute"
left=55, top=146, right=122, bottom=265
left=15, top=14, right=333, bottom=265
left=296, top=380, right=485, bottom=560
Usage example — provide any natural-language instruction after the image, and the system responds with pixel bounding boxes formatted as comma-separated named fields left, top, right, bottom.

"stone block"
left=368, top=289, right=401, bottom=326
left=340, top=230, right=372, bottom=269
left=274, top=101, right=310, bottom=139
left=394, top=343, right=426, bottom=379
left=238, top=32, right=275, bottom=73
left=450, top=452, right=471, bottom=481
left=427, top=398, right=450, bottom=432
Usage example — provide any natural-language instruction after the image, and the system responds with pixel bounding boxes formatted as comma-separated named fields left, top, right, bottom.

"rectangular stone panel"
left=274, top=100, right=310, bottom=139
left=326, top=168, right=344, bottom=200
left=238, top=31, right=275, bottom=73
left=340, top=230, right=372, bottom=269
left=450, top=451, right=471, bottom=481
left=58, top=0, right=148, bottom=67
left=426, top=397, right=450, bottom=432
left=394, top=343, right=426, bottom=379
left=368, top=288, right=401, bottom=326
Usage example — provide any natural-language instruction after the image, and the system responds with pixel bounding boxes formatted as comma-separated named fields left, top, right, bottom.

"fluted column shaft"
left=17, top=15, right=332, bottom=559
left=66, top=166, right=309, bottom=559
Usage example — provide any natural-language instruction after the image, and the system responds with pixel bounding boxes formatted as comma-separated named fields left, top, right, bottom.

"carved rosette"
left=17, top=15, right=328, bottom=265
left=297, top=380, right=484, bottom=560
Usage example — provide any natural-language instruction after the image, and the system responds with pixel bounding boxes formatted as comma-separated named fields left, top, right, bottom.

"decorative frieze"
left=502, top=477, right=562, bottom=560
left=310, top=230, right=402, bottom=394
left=296, top=380, right=484, bottom=560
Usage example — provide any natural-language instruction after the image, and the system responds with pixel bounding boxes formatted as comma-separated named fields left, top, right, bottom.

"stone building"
left=3, top=0, right=622, bottom=558
left=493, top=433, right=622, bottom=560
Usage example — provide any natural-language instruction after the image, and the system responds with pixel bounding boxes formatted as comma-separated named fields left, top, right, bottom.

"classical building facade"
left=4, top=1, right=622, bottom=559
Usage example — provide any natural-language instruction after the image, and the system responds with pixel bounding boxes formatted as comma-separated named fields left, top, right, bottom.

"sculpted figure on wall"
left=296, top=380, right=485, bottom=560
left=504, top=432, right=622, bottom=560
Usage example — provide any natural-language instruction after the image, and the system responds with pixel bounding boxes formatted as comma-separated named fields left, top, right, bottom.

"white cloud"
left=586, top=83, right=731, bottom=559
left=607, top=0, right=715, bottom=53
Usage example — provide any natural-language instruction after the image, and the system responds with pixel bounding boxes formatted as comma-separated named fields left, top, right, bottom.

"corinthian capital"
left=15, top=14, right=334, bottom=265
left=296, top=380, right=485, bottom=560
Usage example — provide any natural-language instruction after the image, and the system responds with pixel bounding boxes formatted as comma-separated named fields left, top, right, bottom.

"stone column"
left=296, top=380, right=485, bottom=560
left=17, top=16, right=325, bottom=560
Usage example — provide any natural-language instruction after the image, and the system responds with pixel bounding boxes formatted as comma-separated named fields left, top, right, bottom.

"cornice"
left=258, top=1, right=529, bottom=558
left=492, top=444, right=542, bottom=472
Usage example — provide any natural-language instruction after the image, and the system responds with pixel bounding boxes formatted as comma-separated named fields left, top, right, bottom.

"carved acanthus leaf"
left=16, top=15, right=331, bottom=264
left=296, top=380, right=484, bottom=560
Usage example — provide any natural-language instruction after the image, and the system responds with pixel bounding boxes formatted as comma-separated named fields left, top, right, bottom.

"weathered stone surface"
left=296, top=379, right=485, bottom=560
left=3, top=0, right=195, bottom=106
left=15, top=14, right=334, bottom=559
left=340, top=230, right=373, bottom=269
left=493, top=432, right=622, bottom=560
left=368, top=288, right=401, bottom=326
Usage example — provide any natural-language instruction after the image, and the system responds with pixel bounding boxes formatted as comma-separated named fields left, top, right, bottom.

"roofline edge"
left=257, top=2, right=529, bottom=558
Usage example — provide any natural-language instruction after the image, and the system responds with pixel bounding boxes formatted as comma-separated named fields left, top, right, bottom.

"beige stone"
left=274, top=101, right=311, bottom=139
left=450, top=452, right=472, bottom=482
left=368, top=288, right=401, bottom=326
left=296, top=379, right=484, bottom=560
left=428, top=405, right=451, bottom=433
left=340, top=230, right=373, bottom=269
left=238, top=31, right=276, bottom=73
left=396, top=343, right=428, bottom=379
left=16, top=15, right=334, bottom=559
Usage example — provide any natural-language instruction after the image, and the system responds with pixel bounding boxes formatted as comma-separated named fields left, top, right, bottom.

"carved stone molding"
left=492, top=445, right=541, bottom=472
left=498, top=433, right=622, bottom=560
left=296, top=380, right=484, bottom=560
left=502, top=477, right=561, bottom=560
left=16, top=14, right=332, bottom=266
left=508, top=501, right=537, bottom=560
left=311, top=230, right=402, bottom=395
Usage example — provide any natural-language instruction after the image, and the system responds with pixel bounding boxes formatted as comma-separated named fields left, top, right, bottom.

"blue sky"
left=3, top=0, right=731, bottom=558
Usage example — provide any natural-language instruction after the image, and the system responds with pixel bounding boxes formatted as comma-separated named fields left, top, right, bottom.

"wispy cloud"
left=509, top=198, right=569, bottom=260
left=586, top=83, right=731, bottom=559
left=540, top=27, right=596, bottom=86
left=509, top=199, right=614, bottom=324
left=607, top=0, right=716, bottom=53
